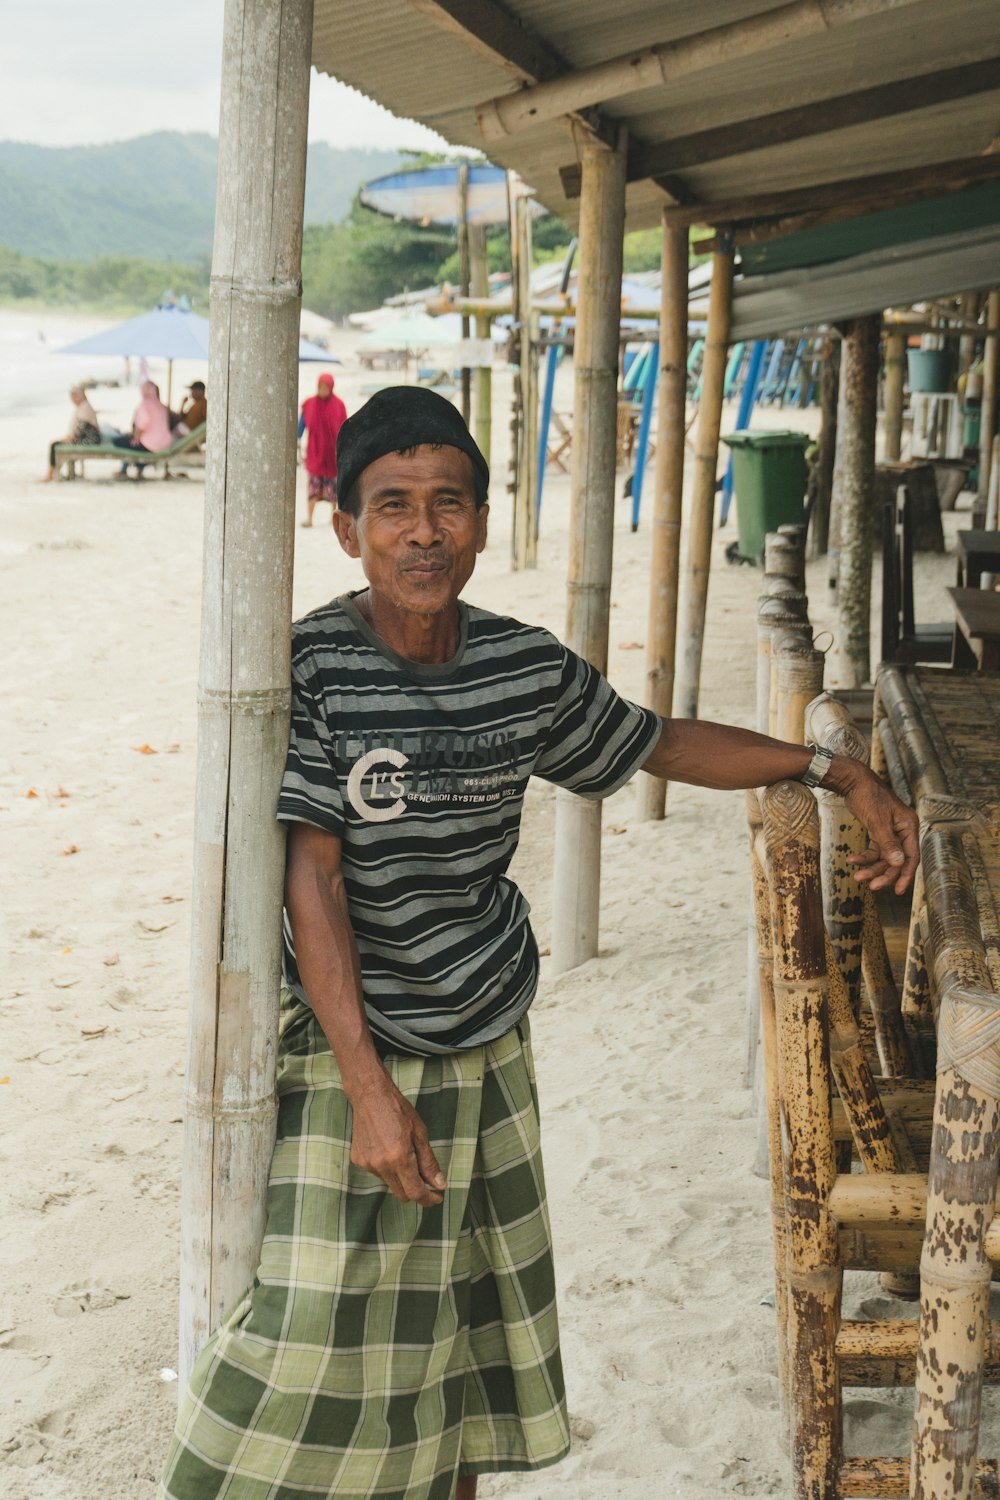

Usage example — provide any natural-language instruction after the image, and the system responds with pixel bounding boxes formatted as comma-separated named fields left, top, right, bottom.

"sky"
left=0, top=1, right=450, bottom=154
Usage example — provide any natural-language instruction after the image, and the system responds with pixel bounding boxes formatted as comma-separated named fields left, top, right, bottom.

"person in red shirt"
left=299, top=372, right=348, bottom=527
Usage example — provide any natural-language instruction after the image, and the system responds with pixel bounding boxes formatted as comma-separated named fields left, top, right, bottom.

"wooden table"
left=955, top=529, right=1000, bottom=589
left=948, top=585, right=1000, bottom=670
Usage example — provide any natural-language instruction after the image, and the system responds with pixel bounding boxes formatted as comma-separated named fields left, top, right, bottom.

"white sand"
left=0, top=307, right=993, bottom=1499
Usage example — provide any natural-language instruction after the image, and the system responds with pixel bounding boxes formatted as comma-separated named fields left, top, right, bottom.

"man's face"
left=334, top=444, right=488, bottom=618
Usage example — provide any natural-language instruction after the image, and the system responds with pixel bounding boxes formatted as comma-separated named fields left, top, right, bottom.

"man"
left=161, top=387, right=917, bottom=1500
left=171, top=380, right=208, bottom=438
left=299, top=371, right=348, bottom=528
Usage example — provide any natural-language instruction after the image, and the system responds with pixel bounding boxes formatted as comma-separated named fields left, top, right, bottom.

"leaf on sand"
left=81, top=1026, right=108, bottom=1039
left=0, top=1077, right=9, bottom=1085
left=609, top=825, right=628, bottom=835
left=133, top=744, right=158, bottom=755
left=102, top=954, right=120, bottom=967
left=618, top=641, right=644, bottom=650
left=60, top=845, right=80, bottom=856
left=56, top=787, right=72, bottom=798
left=62, top=947, right=73, bottom=954
left=138, top=919, right=173, bottom=934
left=26, top=789, right=39, bottom=799
left=53, top=978, right=80, bottom=990
left=160, top=895, right=184, bottom=904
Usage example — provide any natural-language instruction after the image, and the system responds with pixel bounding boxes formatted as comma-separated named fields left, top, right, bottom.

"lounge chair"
left=54, top=423, right=208, bottom=480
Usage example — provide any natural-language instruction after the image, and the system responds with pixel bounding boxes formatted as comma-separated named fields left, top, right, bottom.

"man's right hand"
left=349, top=1076, right=447, bottom=1207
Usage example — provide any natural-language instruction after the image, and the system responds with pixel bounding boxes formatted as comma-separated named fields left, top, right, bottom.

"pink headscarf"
left=133, top=380, right=172, bottom=451
left=301, top=376, right=347, bottom=479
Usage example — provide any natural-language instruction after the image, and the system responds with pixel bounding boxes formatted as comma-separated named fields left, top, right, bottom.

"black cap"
left=336, top=386, right=489, bottom=511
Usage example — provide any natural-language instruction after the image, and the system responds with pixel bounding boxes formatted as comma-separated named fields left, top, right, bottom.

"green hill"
left=0, top=133, right=408, bottom=262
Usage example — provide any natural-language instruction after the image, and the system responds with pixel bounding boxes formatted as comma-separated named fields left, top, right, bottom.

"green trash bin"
left=722, top=429, right=810, bottom=563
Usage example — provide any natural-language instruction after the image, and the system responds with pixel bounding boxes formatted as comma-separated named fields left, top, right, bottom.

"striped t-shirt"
left=277, top=593, right=660, bottom=1054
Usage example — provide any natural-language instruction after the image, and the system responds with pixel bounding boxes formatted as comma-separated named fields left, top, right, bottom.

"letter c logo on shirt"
left=347, top=748, right=409, bottom=823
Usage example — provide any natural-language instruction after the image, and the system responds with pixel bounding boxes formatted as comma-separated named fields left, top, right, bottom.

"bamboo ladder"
left=747, top=659, right=1000, bottom=1497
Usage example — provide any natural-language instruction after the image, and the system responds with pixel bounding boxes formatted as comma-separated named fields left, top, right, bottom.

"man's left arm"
left=642, top=718, right=919, bottom=896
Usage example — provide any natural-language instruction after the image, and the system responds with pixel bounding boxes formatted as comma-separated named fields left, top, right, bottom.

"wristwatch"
left=800, top=743, right=835, bottom=789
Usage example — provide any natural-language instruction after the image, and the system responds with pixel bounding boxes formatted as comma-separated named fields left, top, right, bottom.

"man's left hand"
left=840, top=769, right=920, bottom=895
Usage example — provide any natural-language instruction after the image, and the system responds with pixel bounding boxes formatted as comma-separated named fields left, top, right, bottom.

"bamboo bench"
left=54, top=422, right=207, bottom=479
left=746, top=556, right=1000, bottom=1498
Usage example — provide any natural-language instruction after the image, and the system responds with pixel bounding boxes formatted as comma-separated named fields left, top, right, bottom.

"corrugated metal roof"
left=311, top=0, right=1000, bottom=233
left=729, top=223, right=1000, bottom=338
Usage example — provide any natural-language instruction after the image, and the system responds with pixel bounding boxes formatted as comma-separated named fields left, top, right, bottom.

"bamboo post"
left=774, top=635, right=824, bottom=745
left=912, top=820, right=1000, bottom=1500
left=977, top=290, right=1000, bottom=507
left=180, top=0, right=312, bottom=1382
left=806, top=697, right=868, bottom=1018
left=747, top=594, right=809, bottom=1122
left=809, top=332, right=839, bottom=560
left=747, top=790, right=792, bottom=1443
left=469, top=224, right=492, bottom=465
left=512, top=193, right=538, bottom=570
left=676, top=241, right=733, bottom=720
left=759, top=781, right=842, bottom=1500
left=831, top=314, right=881, bottom=688
left=958, top=292, right=980, bottom=380
left=769, top=624, right=814, bottom=738
left=765, top=530, right=807, bottom=596
left=458, top=161, right=471, bottom=427
left=551, top=128, right=626, bottom=974
left=883, top=332, right=906, bottom=463
left=745, top=593, right=808, bottom=1120
left=636, top=219, right=688, bottom=824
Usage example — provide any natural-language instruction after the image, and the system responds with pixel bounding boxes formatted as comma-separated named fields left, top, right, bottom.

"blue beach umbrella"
left=59, top=303, right=336, bottom=405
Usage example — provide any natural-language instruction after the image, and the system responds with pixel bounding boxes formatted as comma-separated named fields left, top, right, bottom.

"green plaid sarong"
left=160, top=995, right=569, bottom=1499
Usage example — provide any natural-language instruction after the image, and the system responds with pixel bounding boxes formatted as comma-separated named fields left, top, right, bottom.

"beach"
left=0, top=306, right=988, bottom=1499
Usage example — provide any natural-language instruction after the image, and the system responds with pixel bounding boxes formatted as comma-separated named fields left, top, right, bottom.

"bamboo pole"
left=806, top=698, right=867, bottom=1018
left=745, top=594, right=808, bottom=1126
left=746, top=791, right=791, bottom=1444
left=823, top=930, right=904, bottom=1177
left=959, top=292, right=981, bottom=380
left=768, top=624, right=814, bottom=737
left=978, top=290, right=1000, bottom=508
left=839, top=1319, right=1000, bottom=1389
left=860, top=893, right=912, bottom=1078
left=458, top=161, right=471, bottom=427
left=831, top=314, right=880, bottom=687
left=676, top=243, right=733, bottom=721
left=765, top=529, right=807, bottom=595
left=883, top=332, right=906, bottom=463
left=774, top=636, right=824, bottom=745
left=840, top=1456, right=1000, bottom=1498
left=469, top=224, right=492, bottom=465
left=912, top=820, right=1000, bottom=1500
left=747, top=595, right=809, bottom=1119
left=636, top=219, right=688, bottom=824
left=512, top=193, right=538, bottom=570
left=475, top=0, right=925, bottom=139
left=760, top=781, right=841, bottom=1499
left=809, top=333, right=840, bottom=560
left=805, top=693, right=912, bottom=1075
left=551, top=128, right=626, bottom=974
left=180, top=0, right=312, bottom=1382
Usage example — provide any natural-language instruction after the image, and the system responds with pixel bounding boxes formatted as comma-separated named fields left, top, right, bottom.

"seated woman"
left=112, top=380, right=173, bottom=477
left=41, top=385, right=101, bottom=482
